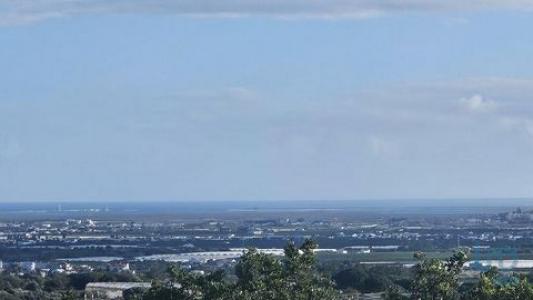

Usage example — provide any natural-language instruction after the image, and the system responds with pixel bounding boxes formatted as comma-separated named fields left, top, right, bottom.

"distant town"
left=0, top=202, right=533, bottom=298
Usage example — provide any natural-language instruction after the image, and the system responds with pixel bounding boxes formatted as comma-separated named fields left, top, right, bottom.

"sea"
left=0, top=198, right=530, bottom=219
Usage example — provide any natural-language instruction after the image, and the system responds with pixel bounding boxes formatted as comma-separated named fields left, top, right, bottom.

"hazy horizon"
left=1, top=198, right=533, bottom=205
left=2, top=1, right=533, bottom=202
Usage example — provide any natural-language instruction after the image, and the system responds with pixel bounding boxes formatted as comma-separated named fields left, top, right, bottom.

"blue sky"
left=1, top=1, right=533, bottom=202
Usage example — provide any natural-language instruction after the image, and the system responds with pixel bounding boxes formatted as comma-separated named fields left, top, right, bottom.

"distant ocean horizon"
left=0, top=198, right=531, bottom=217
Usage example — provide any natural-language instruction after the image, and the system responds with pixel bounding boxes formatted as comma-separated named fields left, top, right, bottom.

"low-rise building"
left=84, top=282, right=151, bottom=300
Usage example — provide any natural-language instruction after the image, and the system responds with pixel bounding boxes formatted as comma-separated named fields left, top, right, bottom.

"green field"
left=317, top=251, right=453, bottom=263
left=317, top=249, right=533, bottom=263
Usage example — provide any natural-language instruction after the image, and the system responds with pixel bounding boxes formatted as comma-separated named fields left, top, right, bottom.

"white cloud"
left=459, top=94, right=498, bottom=113
left=3, top=77, right=533, bottom=200
left=2, top=0, right=533, bottom=25
left=357, top=78, right=533, bottom=140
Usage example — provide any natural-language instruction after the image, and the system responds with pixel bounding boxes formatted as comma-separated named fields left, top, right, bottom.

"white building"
left=84, top=282, right=151, bottom=300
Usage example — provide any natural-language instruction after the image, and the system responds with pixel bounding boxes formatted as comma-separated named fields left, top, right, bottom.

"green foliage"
left=233, top=239, right=338, bottom=300
left=143, top=265, right=233, bottom=300
left=464, top=267, right=533, bottom=300
left=0, top=271, right=140, bottom=300
left=235, top=248, right=284, bottom=298
left=143, top=239, right=339, bottom=300
left=381, top=285, right=409, bottom=300
left=124, top=287, right=146, bottom=300
left=333, top=264, right=401, bottom=293
left=61, top=290, right=78, bottom=300
left=9, top=243, right=533, bottom=300
left=411, top=250, right=469, bottom=300
left=410, top=251, right=533, bottom=300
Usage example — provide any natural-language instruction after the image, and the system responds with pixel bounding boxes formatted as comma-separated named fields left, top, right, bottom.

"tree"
left=142, top=239, right=339, bottom=300
left=381, top=285, right=409, bottom=300
left=124, top=287, right=146, bottom=300
left=333, top=265, right=392, bottom=293
left=234, top=247, right=285, bottom=299
left=233, top=239, right=339, bottom=300
left=194, top=270, right=232, bottom=300
left=411, top=250, right=468, bottom=300
left=465, top=267, right=533, bottom=300
left=61, top=290, right=78, bottom=300
left=463, top=266, right=499, bottom=300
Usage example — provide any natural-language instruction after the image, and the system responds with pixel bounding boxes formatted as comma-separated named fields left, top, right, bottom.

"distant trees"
left=0, top=271, right=138, bottom=299
left=333, top=264, right=394, bottom=293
